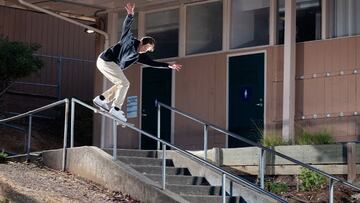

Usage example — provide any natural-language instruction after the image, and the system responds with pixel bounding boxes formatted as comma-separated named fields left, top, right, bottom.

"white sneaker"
left=109, top=107, right=127, bottom=122
left=93, top=96, right=110, bottom=111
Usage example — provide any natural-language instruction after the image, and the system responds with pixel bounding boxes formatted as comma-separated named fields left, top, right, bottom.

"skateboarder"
left=93, top=3, right=182, bottom=122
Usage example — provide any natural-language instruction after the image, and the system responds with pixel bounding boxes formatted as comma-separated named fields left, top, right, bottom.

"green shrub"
left=0, top=151, right=7, bottom=158
left=296, top=130, right=334, bottom=145
left=265, top=181, right=289, bottom=194
left=298, top=167, right=326, bottom=191
left=261, top=133, right=288, bottom=147
left=0, top=36, right=42, bottom=98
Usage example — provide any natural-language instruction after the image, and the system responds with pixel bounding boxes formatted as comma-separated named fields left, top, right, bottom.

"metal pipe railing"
left=156, top=101, right=360, bottom=201
left=70, top=98, right=286, bottom=203
left=0, top=99, right=69, bottom=170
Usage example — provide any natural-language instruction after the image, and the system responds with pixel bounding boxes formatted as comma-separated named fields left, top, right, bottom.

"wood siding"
left=0, top=6, right=96, bottom=112
left=269, top=36, right=360, bottom=141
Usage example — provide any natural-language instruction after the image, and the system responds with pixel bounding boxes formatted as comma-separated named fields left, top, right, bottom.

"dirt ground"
left=0, top=161, right=140, bottom=203
left=270, top=175, right=360, bottom=203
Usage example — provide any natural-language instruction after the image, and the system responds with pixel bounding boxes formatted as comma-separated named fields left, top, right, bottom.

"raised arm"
left=138, top=54, right=182, bottom=71
left=120, top=3, right=135, bottom=42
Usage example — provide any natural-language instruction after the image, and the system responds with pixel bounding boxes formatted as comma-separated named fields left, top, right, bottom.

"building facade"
left=93, top=0, right=360, bottom=150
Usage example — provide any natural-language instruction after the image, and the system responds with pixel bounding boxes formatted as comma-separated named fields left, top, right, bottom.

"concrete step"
left=166, top=184, right=224, bottom=196
left=181, top=195, right=244, bottom=203
left=103, top=149, right=158, bottom=158
left=145, top=174, right=209, bottom=186
left=118, top=156, right=174, bottom=167
left=131, top=165, right=191, bottom=176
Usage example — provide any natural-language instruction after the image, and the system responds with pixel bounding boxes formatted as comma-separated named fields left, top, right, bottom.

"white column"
left=223, top=0, right=230, bottom=51
left=348, top=0, right=355, bottom=35
left=321, top=0, right=329, bottom=39
left=102, top=12, right=120, bottom=148
left=179, top=4, right=186, bottom=57
left=282, top=0, right=296, bottom=142
left=138, top=11, right=145, bottom=38
left=269, top=0, right=278, bottom=45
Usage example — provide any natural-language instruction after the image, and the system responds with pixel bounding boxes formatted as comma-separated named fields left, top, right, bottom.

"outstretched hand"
left=169, top=63, right=182, bottom=72
left=125, top=3, right=135, bottom=15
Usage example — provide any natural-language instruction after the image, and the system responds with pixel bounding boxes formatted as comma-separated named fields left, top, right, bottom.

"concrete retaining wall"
left=41, top=147, right=188, bottom=203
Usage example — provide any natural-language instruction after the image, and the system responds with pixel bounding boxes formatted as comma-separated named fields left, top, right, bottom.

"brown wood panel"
left=174, top=55, right=216, bottom=149
left=0, top=5, right=96, bottom=112
left=273, top=46, right=284, bottom=82
left=303, top=78, right=325, bottom=116
left=115, top=64, right=141, bottom=149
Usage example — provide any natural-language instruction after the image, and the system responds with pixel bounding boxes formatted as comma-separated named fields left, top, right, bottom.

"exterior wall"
left=0, top=6, right=96, bottom=112
left=95, top=35, right=360, bottom=149
left=269, top=36, right=360, bottom=142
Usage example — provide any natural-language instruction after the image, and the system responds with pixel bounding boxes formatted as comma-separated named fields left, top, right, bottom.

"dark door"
left=141, top=68, right=172, bottom=149
left=228, top=53, right=264, bottom=147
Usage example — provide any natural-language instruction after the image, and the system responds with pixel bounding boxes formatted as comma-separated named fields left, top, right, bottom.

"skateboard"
left=92, top=104, right=134, bottom=128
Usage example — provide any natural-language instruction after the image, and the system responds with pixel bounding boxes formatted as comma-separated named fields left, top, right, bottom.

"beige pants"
left=96, top=57, right=130, bottom=109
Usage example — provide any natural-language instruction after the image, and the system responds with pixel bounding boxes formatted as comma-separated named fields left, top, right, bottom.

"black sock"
left=114, top=107, right=120, bottom=111
left=99, top=95, right=105, bottom=100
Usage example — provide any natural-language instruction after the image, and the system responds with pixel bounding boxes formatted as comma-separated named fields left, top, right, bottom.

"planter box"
left=190, top=143, right=359, bottom=178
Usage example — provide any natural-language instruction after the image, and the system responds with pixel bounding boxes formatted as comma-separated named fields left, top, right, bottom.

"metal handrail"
left=70, top=98, right=287, bottom=203
left=156, top=101, right=360, bottom=203
left=0, top=99, right=69, bottom=171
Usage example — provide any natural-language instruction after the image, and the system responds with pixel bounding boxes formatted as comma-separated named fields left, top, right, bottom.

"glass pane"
left=277, top=0, right=321, bottom=44
left=119, top=13, right=138, bottom=38
left=230, top=0, right=269, bottom=49
left=332, top=0, right=360, bottom=37
left=186, top=1, right=223, bottom=55
left=145, top=9, right=179, bottom=59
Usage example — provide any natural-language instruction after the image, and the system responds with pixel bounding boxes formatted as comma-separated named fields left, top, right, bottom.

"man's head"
left=138, top=36, right=155, bottom=53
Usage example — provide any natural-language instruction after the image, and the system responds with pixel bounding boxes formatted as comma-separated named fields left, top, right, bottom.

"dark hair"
left=141, top=36, right=156, bottom=47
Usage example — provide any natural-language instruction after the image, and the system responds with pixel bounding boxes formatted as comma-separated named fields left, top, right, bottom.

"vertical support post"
left=259, top=148, right=266, bottom=189
left=329, top=178, right=334, bottom=203
left=269, top=0, right=278, bottom=45
left=26, top=114, right=32, bottom=161
left=222, top=173, right=226, bottom=203
left=162, top=143, right=166, bottom=190
left=282, top=0, right=296, bottom=142
left=57, top=57, right=63, bottom=100
left=62, top=99, right=69, bottom=171
left=112, top=120, right=117, bottom=161
left=347, top=142, right=356, bottom=182
left=157, top=104, right=161, bottom=150
left=70, top=100, right=75, bottom=148
left=203, top=124, right=208, bottom=160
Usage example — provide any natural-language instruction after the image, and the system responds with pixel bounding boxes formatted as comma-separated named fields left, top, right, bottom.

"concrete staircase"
left=112, top=149, right=244, bottom=203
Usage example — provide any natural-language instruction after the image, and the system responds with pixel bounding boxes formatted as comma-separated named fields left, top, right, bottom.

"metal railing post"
left=57, top=57, right=62, bottom=100
left=329, top=178, right=334, bottom=203
left=259, top=148, right=266, bottom=189
left=157, top=104, right=161, bottom=150
left=162, top=143, right=166, bottom=190
left=113, top=120, right=118, bottom=161
left=203, top=124, right=208, bottom=160
left=70, top=99, right=75, bottom=148
left=62, top=99, right=69, bottom=171
left=26, top=114, right=32, bottom=161
left=222, top=173, right=226, bottom=203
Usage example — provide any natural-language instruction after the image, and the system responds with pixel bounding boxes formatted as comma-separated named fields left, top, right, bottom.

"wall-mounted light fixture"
left=84, top=24, right=97, bottom=34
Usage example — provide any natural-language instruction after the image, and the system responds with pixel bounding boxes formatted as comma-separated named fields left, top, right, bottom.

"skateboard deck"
left=92, top=104, right=134, bottom=128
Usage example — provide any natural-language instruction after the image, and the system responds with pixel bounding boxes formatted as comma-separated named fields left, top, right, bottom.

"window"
left=277, top=0, right=321, bottom=43
left=119, top=13, right=138, bottom=38
left=230, top=0, right=269, bottom=49
left=332, top=0, right=360, bottom=37
left=186, top=1, right=223, bottom=55
left=145, top=9, right=179, bottom=59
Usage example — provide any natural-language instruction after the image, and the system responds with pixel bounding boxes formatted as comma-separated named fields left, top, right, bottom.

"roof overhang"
left=1, top=0, right=209, bottom=21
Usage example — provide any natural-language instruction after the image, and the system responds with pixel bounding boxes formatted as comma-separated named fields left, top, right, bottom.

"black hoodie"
left=100, top=14, right=169, bottom=70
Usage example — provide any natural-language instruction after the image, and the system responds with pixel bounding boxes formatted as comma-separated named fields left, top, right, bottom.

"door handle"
left=256, top=103, right=263, bottom=107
